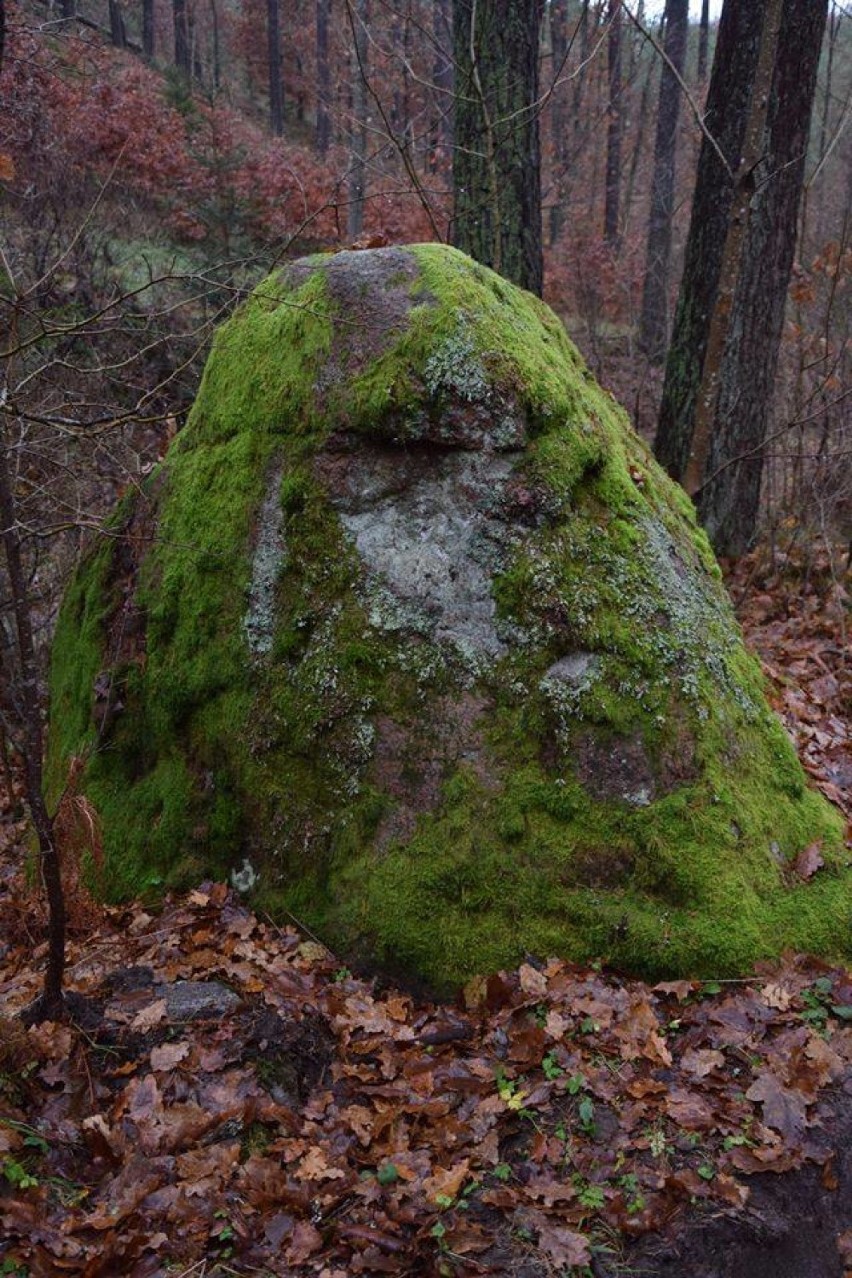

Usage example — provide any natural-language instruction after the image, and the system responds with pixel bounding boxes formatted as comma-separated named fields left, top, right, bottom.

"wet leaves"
left=1, top=882, right=851, bottom=1276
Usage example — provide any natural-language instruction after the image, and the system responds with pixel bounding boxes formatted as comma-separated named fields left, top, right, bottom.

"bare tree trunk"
left=108, top=0, right=127, bottom=47
left=173, top=0, right=191, bottom=74
left=696, top=0, right=828, bottom=552
left=603, top=0, right=623, bottom=247
left=452, top=0, right=544, bottom=295
left=143, top=0, right=155, bottom=58
left=0, top=435, right=66, bottom=1022
left=639, top=0, right=688, bottom=362
left=347, top=0, right=369, bottom=239
left=268, top=0, right=284, bottom=135
left=697, top=0, right=709, bottom=81
left=316, top=0, right=332, bottom=153
left=655, top=0, right=829, bottom=556
left=622, top=22, right=658, bottom=246
left=210, top=0, right=221, bottom=90
left=430, top=0, right=453, bottom=170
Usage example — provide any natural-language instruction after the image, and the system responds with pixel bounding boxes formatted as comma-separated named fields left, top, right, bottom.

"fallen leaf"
left=794, top=840, right=824, bottom=880
left=653, top=980, right=694, bottom=1001
left=150, top=1040, right=191, bottom=1072
left=287, top=1220, right=323, bottom=1263
left=423, top=1159, right=470, bottom=1205
left=761, top=983, right=792, bottom=1011
left=130, top=998, right=167, bottom=1030
left=544, top=1008, right=569, bottom=1039
left=296, top=1147, right=347, bottom=1181
left=518, top=962, right=548, bottom=998
left=745, top=1070, right=808, bottom=1145
left=680, top=1047, right=725, bottom=1078
left=664, top=1088, right=715, bottom=1129
left=535, top=1218, right=591, bottom=1268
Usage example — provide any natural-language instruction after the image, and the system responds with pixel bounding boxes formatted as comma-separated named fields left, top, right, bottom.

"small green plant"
left=1, top=1259, right=30, bottom=1277
left=541, top=1051, right=563, bottom=1080
left=2, top=1159, right=39, bottom=1190
left=722, top=1131, right=752, bottom=1151
left=798, top=977, right=852, bottom=1032
left=573, top=1176, right=606, bottom=1212
left=493, top=1162, right=512, bottom=1182
left=618, top=1172, right=646, bottom=1214
left=645, top=1123, right=673, bottom=1159
left=697, top=1163, right=715, bottom=1182
left=566, top=1072, right=586, bottom=1095
left=496, top=1070, right=529, bottom=1111
left=211, top=1208, right=235, bottom=1256
left=577, top=1096, right=596, bottom=1134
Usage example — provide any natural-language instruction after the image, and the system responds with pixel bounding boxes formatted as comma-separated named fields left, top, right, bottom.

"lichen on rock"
left=48, top=243, right=852, bottom=990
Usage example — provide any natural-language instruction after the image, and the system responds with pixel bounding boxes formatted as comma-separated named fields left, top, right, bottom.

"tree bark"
left=210, top=0, right=221, bottom=90
left=656, top=0, right=767, bottom=482
left=655, top=0, right=828, bottom=556
left=639, top=0, right=688, bottom=362
left=268, top=0, right=284, bottom=135
left=697, top=0, right=709, bottom=81
left=429, top=0, right=453, bottom=170
left=316, top=0, right=332, bottom=153
left=347, top=0, right=369, bottom=239
left=108, top=0, right=127, bottom=47
left=452, top=0, right=544, bottom=296
left=697, top=0, right=828, bottom=553
left=0, top=437, right=66, bottom=1022
left=143, top=0, right=155, bottom=58
left=173, top=0, right=191, bottom=74
left=603, top=0, right=622, bottom=247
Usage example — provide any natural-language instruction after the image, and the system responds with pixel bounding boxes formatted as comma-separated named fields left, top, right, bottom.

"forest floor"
left=0, top=549, right=850, bottom=1278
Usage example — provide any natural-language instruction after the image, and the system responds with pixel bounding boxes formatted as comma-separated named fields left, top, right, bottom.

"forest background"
left=1, top=0, right=850, bottom=618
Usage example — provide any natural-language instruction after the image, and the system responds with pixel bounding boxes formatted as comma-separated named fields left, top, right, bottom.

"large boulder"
left=48, top=244, right=850, bottom=988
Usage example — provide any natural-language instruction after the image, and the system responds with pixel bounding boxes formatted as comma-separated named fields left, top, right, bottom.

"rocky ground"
left=0, top=548, right=849, bottom=1278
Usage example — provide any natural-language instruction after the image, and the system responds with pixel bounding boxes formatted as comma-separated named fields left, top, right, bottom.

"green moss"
left=48, top=243, right=852, bottom=989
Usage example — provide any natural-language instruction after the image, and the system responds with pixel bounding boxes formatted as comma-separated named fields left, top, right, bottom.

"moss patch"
left=48, top=244, right=851, bottom=989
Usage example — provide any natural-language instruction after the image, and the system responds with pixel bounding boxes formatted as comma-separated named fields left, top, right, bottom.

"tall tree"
left=268, top=0, right=284, bottom=135
left=143, top=0, right=155, bottom=58
left=316, top=0, right=332, bottom=153
left=452, top=0, right=543, bottom=295
left=697, top=0, right=710, bottom=81
left=173, top=0, right=191, bottom=74
left=603, top=0, right=622, bottom=247
left=347, top=0, right=369, bottom=239
left=108, top=0, right=127, bottom=47
left=0, top=440, right=66, bottom=1021
left=429, top=0, right=453, bottom=168
left=639, top=0, right=688, bottom=361
left=655, top=0, right=828, bottom=555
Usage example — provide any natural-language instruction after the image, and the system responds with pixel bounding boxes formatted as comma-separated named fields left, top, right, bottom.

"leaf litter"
left=0, top=555, right=849, bottom=1276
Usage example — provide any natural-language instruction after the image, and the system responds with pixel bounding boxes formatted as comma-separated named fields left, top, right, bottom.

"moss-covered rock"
left=48, top=244, right=851, bottom=988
